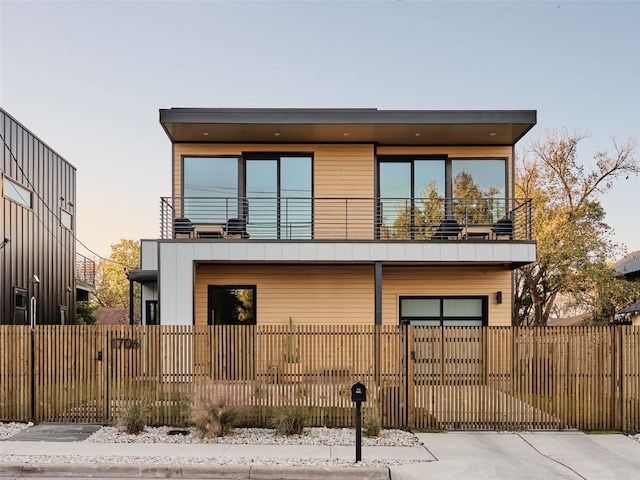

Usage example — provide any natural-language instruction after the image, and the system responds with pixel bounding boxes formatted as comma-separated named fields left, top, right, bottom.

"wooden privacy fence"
left=1, top=325, right=639, bottom=431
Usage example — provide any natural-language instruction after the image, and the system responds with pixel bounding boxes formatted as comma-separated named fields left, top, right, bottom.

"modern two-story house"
left=135, top=108, right=537, bottom=327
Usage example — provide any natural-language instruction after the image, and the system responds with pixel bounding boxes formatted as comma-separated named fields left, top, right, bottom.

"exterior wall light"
left=496, top=291, right=503, bottom=304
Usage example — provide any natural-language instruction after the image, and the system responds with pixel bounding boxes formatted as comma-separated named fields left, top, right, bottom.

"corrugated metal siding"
left=0, top=109, right=76, bottom=325
left=382, top=266, right=512, bottom=326
left=194, top=264, right=375, bottom=326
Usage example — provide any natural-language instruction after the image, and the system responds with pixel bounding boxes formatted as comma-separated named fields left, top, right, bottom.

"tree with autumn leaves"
left=514, top=130, right=639, bottom=325
left=94, top=239, right=141, bottom=322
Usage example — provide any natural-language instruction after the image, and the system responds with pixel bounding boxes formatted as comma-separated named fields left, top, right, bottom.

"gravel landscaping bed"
left=0, top=422, right=423, bottom=468
left=86, top=425, right=421, bottom=446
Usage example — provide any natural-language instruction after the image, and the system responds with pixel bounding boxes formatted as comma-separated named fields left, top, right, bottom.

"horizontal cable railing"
left=160, top=196, right=533, bottom=241
left=75, top=253, right=95, bottom=286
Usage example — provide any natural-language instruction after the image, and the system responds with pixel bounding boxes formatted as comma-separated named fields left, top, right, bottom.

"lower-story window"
left=208, top=285, right=256, bottom=325
left=400, top=296, right=487, bottom=326
left=146, top=300, right=159, bottom=325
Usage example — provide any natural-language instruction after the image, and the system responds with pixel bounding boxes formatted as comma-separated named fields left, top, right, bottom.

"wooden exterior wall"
left=194, top=264, right=511, bottom=327
left=0, top=109, right=77, bottom=325
left=194, top=264, right=375, bottom=327
left=383, top=266, right=513, bottom=326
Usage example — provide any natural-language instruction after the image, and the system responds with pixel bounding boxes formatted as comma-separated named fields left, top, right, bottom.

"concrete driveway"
left=391, top=431, right=640, bottom=480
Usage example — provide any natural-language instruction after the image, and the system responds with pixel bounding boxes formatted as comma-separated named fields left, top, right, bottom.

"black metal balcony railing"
left=160, top=197, right=533, bottom=241
left=75, top=253, right=96, bottom=286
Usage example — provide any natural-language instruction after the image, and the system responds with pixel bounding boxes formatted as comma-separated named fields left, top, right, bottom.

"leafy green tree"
left=514, top=130, right=639, bottom=326
left=76, top=301, right=98, bottom=325
left=94, top=239, right=141, bottom=322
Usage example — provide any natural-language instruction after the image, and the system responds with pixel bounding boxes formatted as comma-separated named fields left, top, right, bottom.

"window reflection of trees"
left=387, top=173, right=506, bottom=238
left=209, top=287, right=255, bottom=325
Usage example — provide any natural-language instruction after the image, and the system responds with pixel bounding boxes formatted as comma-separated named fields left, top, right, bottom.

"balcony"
left=75, top=253, right=96, bottom=301
left=160, top=196, right=532, bottom=242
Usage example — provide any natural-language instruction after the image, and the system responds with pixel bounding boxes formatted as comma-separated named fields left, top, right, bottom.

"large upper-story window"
left=245, top=155, right=312, bottom=239
left=183, top=156, right=239, bottom=223
left=378, top=157, right=506, bottom=238
left=182, top=155, right=312, bottom=239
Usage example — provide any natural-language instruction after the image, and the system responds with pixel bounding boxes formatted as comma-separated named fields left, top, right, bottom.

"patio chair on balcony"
left=491, top=217, right=514, bottom=239
left=173, top=217, right=195, bottom=238
left=431, top=219, right=462, bottom=240
left=224, top=218, right=250, bottom=239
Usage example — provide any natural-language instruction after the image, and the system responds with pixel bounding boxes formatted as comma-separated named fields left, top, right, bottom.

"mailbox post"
left=351, top=381, right=367, bottom=462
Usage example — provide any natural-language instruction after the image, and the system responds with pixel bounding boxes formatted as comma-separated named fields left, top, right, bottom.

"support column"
left=374, top=261, right=382, bottom=325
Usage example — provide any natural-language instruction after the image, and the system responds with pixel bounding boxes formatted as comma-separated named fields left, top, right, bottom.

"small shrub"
left=191, top=393, right=243, bottom=438
left=116, top=401, right=148, bottom=435
left=272, top=406, right=310, bottom=436
left=363, top=406, right=381, bottom=438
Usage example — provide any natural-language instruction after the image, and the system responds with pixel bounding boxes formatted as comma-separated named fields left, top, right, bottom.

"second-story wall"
left=173, top=143, right=512, bottom=199
left=171, top=143, right=514, bottom=241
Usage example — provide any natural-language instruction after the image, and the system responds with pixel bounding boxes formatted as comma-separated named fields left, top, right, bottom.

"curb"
left=0, top=462, right=390, bottom=479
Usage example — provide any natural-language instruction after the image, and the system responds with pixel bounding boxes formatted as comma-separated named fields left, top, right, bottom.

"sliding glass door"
left=378, top=158, right=445, bottom=238
left=245, top=155, right=312, bottom=239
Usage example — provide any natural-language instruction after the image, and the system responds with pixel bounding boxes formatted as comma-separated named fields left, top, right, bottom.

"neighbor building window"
left=13, top=287, right=28, bottom=325
left=60, top=210, right=73, bottom=230
left=3, top=177, right=32, bottom=208
left=208, top=285, right=256, bottom=325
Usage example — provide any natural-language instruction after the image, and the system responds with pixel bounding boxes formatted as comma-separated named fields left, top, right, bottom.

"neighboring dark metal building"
left=1, top=108, right=77, bottom=325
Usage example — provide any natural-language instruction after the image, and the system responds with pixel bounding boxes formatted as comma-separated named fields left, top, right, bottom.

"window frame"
left=207, top=284, right=257, bottom=326
left=2, top=176, right=33, bottom=208
left=13, top=287, right=28, bottom=326
left=60, top=209, right=73, bottom=230
left=399, top=295, right=488, bottom=326
left=182, top=155, right=241, bottom=224
left=243, top=153, right=314, bottom=239
left=377, top=156, right=508, bottom=200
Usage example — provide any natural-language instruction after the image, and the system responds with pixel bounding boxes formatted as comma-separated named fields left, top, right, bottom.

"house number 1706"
left=111, top=338, right=140, bottom=349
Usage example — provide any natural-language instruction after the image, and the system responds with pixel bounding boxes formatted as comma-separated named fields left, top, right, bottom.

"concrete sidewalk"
left=392, top=431, right=640, bottom=480
left=2, top=431, right=640, bottom=479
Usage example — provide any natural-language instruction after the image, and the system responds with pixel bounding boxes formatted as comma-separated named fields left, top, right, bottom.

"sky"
left=1, top=0, right=639, bottom=260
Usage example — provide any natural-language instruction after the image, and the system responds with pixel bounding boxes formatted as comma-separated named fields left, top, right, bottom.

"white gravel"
left=86, top=425, right=422, bottom=446
left=0, top=422, right=32, bottom=440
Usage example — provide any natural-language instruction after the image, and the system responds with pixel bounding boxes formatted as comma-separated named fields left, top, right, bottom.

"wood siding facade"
left=194, top=264, right=511, bottom=327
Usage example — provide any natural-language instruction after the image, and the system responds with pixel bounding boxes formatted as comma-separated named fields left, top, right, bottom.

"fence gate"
left=33, top=326, right=108, bottom=422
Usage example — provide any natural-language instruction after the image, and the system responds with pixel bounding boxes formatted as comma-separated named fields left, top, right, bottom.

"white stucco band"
left=155, top=240, right=536, bottom=326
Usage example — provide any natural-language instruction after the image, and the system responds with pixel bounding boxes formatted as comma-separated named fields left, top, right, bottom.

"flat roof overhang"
left=128, top=269, right=158, bottom=284
left=159, top=108, right=537, bottom=146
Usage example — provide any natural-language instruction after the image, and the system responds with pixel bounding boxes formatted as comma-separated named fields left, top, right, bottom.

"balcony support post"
left=374, top=261, right=382, bottom=326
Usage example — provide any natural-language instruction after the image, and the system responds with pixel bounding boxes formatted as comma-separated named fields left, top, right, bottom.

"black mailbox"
left=351, top=381, right=367, bottom=402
